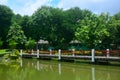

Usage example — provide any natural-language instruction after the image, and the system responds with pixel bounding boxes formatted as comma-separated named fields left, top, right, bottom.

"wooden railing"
left=24, top=49, right=120, bottom=57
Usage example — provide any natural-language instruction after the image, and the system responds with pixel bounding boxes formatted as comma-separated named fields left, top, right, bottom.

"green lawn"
left=0, top=49, right=8, bottom=54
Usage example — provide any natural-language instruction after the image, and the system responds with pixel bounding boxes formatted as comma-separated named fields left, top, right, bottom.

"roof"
left=38, top=39, right=49, bottom=44
left=70, top=40, right=80, bottom=44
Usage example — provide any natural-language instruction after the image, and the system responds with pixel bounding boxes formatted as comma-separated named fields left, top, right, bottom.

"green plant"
left=8, top=40, right=18, bottom=49
left=0, top=38, right=3, bottom=48
left=25, top=38, right=35, bottom=49
left=13, top=49, right=19, bottom=56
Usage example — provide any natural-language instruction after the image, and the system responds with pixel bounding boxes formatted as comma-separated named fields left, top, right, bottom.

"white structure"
left=58, top=49, right=61, bottom=60
left=106, top=49, right=110, bottom=58
left=20, top=49, right=22, bottom=57
left=91, top=49, right=95, bottom=63
left=37, top=49, right=39, bottom=58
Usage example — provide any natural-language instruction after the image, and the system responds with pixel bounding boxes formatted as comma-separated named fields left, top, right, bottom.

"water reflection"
left=58, top=63, right=61, bottom=75
left=3, top=59, right=120, bottom=80
left=20, top=58, right=22, bottom=67
left=37, top=61, right=40, bottom=70
left=92, top=67, right=95, bottom=80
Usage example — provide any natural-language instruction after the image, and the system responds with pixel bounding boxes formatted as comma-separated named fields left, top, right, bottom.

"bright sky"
left=0, top=0, right=120, bottom=16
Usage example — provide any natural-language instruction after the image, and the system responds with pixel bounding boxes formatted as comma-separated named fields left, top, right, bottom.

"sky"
left=0, top=0, right=120, bottom=16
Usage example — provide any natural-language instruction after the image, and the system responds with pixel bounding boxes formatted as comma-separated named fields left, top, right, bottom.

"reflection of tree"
left=1, top=59, right=119, bottom=80
left=0, top=64, right=35, bottom=80
left=7, top=67, right=36, bottom=80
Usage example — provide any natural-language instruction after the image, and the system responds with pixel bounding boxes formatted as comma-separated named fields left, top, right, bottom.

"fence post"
left=37, top=49, right=39, bottom=58
left=32, top=49, right=34, bottom=54
left=91, top=49, right=95, bottom=63
left=58, top=49, right=61, bottom=61
left=72, top=49, right=75, bottom=56
left=20, top=49, right=22, bottom=57
left=106, top=49, right=110, bottom=58
left=50, top=49, right=52, bottom=55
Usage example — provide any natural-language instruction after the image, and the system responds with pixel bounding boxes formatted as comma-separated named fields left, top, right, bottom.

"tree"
left=62, top=7, right=84, bottom=42
left=8, top=40, right=18, bottom=49
left=107, top=12, right=120, bottom=49
left=0, top=38, right=3, bottom=48
left=20, top=15, right=31, bottom=38
left=12, top=14, right=23, bottom=24
left=0, top=5, right=13, bottom=48
left=25, top=37, right=35, bottom=49
left=75, top=13, right=110, bottom=49
left=30, top=6, right=75, bottom=49
left=7, top=23, right=27, bottom=48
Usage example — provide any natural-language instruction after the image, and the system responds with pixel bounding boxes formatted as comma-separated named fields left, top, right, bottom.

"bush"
left=25, top=38, right=35, bottom=49
left=8, top=40, right=18, bottom=49
left=0, top=38, right=3, bottom=48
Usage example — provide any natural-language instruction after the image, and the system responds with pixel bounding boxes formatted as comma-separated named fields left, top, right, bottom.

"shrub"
left=25, top=38, right=35, bottom=49
left=0, top=38, right=3, bottom=48
left=8, top=40, right=18, bottom=49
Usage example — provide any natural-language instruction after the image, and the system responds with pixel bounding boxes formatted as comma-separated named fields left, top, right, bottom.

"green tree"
left=75, top=13, right=110, bottom=49
left=8, top=40, right=18, bottom=49
left=107, top=12, right=120, bottom=49
left=62, top=7, right=84, bottom=42
left=7, top=23, right=27, bottom=48
left=12, top=14, right=23, bottom=24
left=114, top=13, right=120, bottom=48
left=0, top=38, right=3, bottom=48
left=0, top=5, right=13, bottom=48
left=20, top=15, right=31, bottom=38
left=30, top=6, right=75, bottom=49
left=25, top=37, right=35, bottom=49
left=30, top=6, right=51, bottom=41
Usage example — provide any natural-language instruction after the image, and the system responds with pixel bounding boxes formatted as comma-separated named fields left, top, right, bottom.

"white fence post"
left=106, top=49, right=110, bottom=58
left=72, top=49, right=75, bottom=56
left=32, top=49, right=34, bottom=54
left=58, top=49, right=61, bottom=61
left=50, top=49, right=52, bottom=55
left=20, top=49, right=22, bottom=57
left=37, top=49, right=39, bottom=58
left=91, top=49, right=95, bottom=63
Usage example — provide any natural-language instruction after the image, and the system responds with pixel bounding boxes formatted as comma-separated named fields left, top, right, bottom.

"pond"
left=0, top=59, right=120, bottom=80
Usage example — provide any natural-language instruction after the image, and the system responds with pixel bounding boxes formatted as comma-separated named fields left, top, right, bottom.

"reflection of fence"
left=24, top=49, right=120, bottom=57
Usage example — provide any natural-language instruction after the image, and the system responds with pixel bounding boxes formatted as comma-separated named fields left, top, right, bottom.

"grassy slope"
left=0, top=49, right=7, bottom=54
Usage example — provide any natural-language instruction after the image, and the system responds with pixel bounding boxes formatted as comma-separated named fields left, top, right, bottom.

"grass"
left=0, top=49, right=6, bottom=53
left=0, top=49, right=10, bottom=57
left=0, top=49, right=7, bottom=56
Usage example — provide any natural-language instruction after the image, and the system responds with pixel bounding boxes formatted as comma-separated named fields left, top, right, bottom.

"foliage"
left=11, top=49, right=20, bottom=56
left=0, top=49, right=6, bottom=53
left=8, top=40, right=18, bottom=49
left=12, top=14, right=23, bottom=24
left=0, top=5, right=13, bottom=48
left=75, top=13, right=110, bottom=49
left=0, top=5, right=120, bottom=49
left=1, top=49, right=20, bottom=64
left=107, top=12, right=120, bottom=49
left=30, top=6, right=74, bottom=49
left=0, top=38, right=3, bottom=48
left=7, top=23, right=27, bottom=48
left=20, top=15, right=31, bottom=38
left=25, top=38, right=36, bottom=49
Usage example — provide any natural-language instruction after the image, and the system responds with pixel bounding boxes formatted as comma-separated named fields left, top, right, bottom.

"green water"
left=0, top=59, right=120, bottom=80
